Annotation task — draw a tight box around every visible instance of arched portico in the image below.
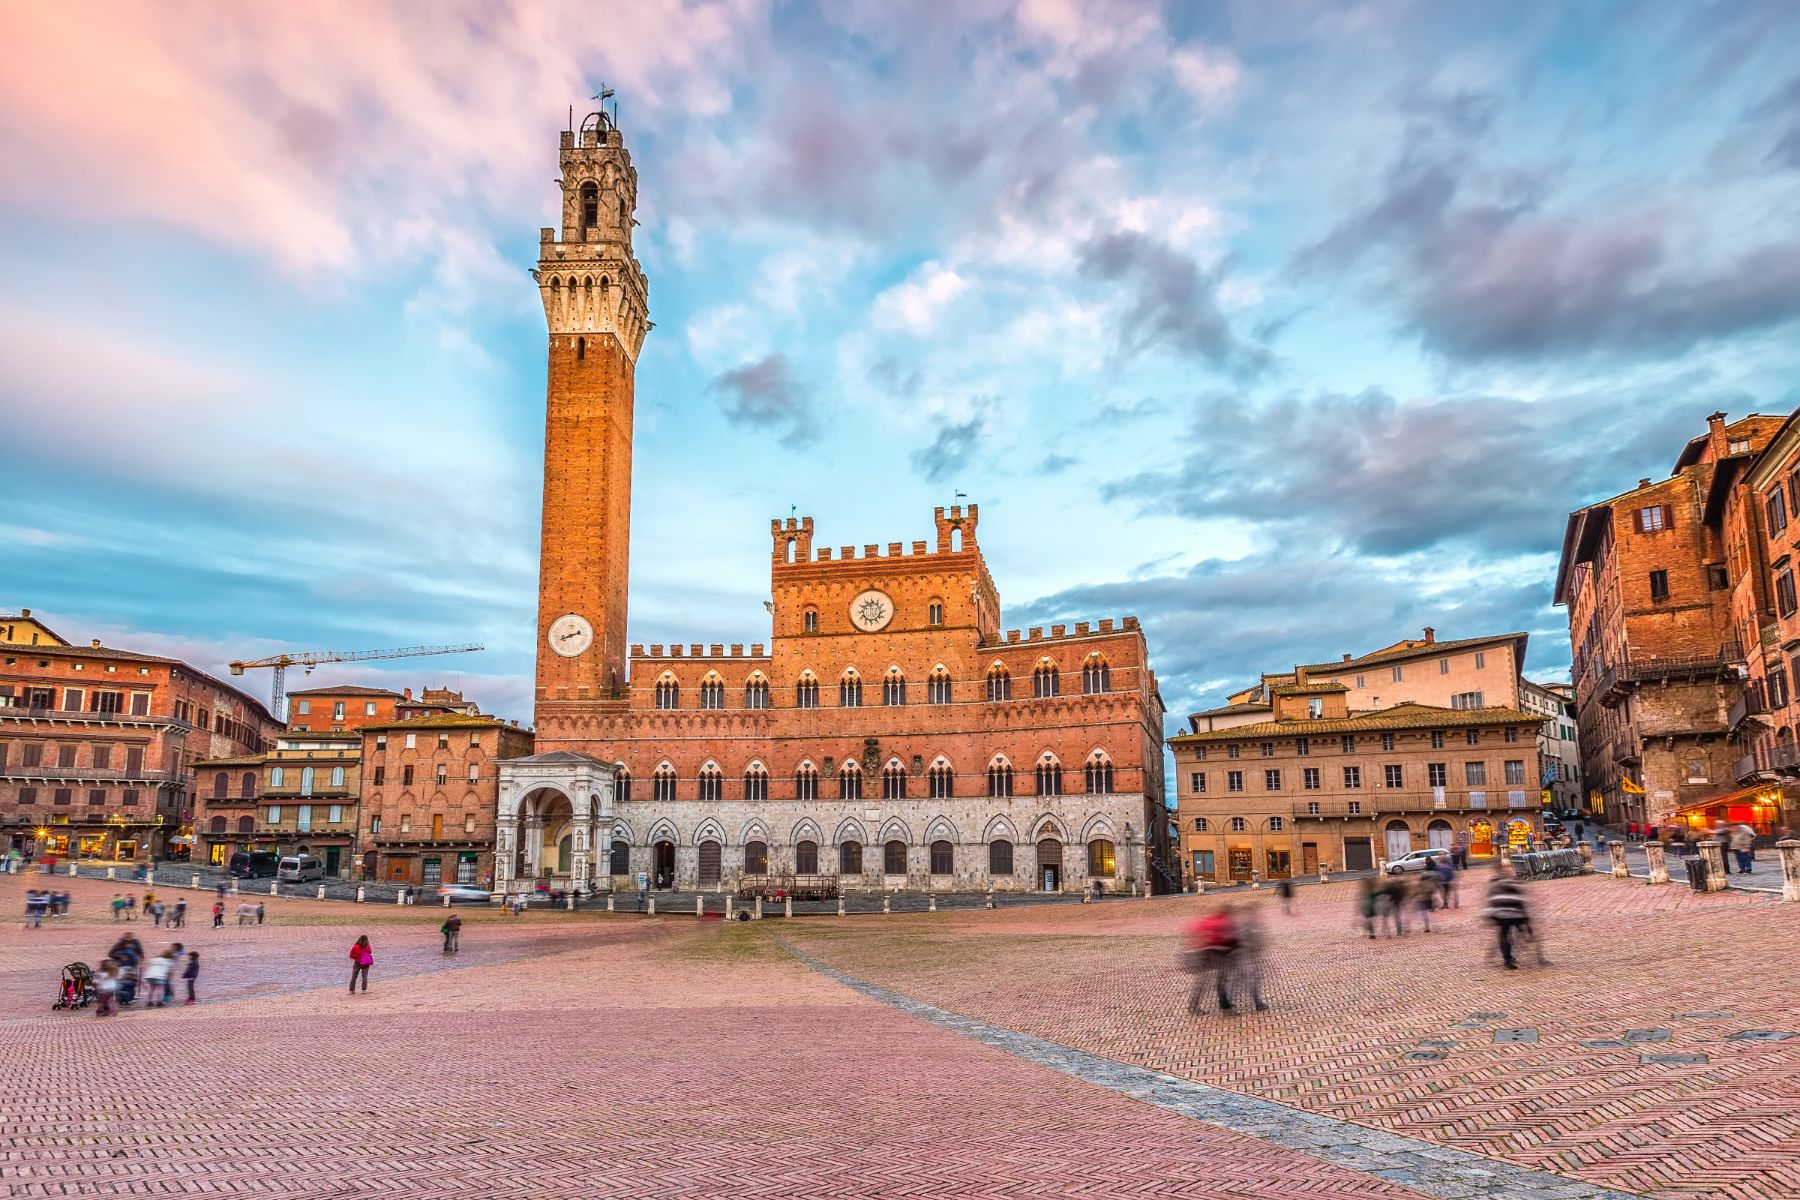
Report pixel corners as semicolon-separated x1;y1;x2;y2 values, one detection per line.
495;751;616;895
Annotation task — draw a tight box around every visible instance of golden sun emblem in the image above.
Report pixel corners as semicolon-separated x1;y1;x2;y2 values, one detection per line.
857;597;888;625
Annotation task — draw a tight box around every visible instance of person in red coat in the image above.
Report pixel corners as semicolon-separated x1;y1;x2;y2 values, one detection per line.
1183;906;1238;1014
348;935;374;994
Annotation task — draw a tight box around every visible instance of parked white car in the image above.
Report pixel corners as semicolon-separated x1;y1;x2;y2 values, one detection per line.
437;885;492;904
1385;848;1451;875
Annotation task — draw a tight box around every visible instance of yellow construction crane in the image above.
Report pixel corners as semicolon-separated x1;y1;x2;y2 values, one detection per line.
228;643;484;719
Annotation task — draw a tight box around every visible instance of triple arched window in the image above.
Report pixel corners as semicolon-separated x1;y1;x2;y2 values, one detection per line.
795;762;819;802
654;675;679;709
698;763;722;802
838;760;863;800
1035;756;1063;796
882;761;907;800
653;764;677;803
1084;752;1115;795
929;760;955;798
699;676;724;709
745;675;770;709
1033;662;1059;698
1082;655;1110;694
796;672;819;709
840;670;863;708
987;759;1014;798
986;664;1012;701
928;667;952;705
615;767;632;804
743;763;768;803
882;668;906;706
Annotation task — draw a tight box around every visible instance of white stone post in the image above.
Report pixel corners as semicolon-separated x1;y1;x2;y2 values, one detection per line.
928;893;937;912
695;895;703;917
1374;859;1385;876
395;890;406;906
1250;870;1261;891
67;861;77;876
753;895;763;920
1645;841;1669;885
784;895;793;918
191;873;200;888
144;870;155;885
647;895;656;916
1319;865;1329;884
882;895;891;914
230;878;239;893
1609;840;1629;878
355;886;365;903
837;895;846;916
1778;839;1800;903
318;884;328;900
1698;840;1728;892
106;867;116;880
269;881;279;896
606;894;614;912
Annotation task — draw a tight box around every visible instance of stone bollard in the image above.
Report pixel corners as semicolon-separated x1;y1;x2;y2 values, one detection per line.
318;884;328;900
355;886;365;903
191;873;200;889
68;862;78;876
784;895;793;918
1195;876;1205;895
1697;840;1729;892
1319;866;1330;885
1375;859;1386;876
838;895;846;916
928;893;937;912
230;878;239;893
1250;870;1261;891
1645;841;1669;885
606;894;614;912
269;881;279;896
1577;843;1594;872
647;895;656;916
753;895;763;920
1778;839;1800;903
144;870;155;886
106;867;116;880
882;895;891;914
696;895;704;917
565;892;575;911
1609;840;1629;878
985;890;995;910
396;890;406;906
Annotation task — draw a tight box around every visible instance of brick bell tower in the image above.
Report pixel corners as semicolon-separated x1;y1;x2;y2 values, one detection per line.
533;107;650;706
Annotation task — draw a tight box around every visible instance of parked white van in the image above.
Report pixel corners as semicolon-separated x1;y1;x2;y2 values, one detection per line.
277;854;325;883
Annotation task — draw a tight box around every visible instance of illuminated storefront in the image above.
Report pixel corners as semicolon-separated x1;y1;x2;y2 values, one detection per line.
1673;786;1787;838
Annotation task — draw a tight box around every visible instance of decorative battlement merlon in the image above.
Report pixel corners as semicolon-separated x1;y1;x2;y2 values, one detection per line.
630;643;771;661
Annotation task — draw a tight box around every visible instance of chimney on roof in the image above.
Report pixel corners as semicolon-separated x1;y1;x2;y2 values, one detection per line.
403;687;413;700
1707;411;1727;431
1706;411;1728;458
90;638;101;649
1423;627;1435;644
21;608;29;617
1639;478;1651;489
1342;653;1352;662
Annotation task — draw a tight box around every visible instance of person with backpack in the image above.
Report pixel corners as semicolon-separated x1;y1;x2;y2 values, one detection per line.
348;935;374;993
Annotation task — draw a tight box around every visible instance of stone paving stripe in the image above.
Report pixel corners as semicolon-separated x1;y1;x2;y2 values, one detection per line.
773;937;1650;1200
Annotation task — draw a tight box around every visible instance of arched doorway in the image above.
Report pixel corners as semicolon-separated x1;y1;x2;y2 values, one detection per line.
1383;820;1412;863
1036;838;1062;891
698;839;722;887
1427;820;1454;851
652;840;675;887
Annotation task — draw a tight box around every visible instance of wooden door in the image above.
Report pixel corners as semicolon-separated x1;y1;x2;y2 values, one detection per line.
1300;842;1319;873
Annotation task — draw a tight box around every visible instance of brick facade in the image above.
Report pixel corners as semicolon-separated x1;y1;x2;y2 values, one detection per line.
501;113;1169;897
0;615;280;861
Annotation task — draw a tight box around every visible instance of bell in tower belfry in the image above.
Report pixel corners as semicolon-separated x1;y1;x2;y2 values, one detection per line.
533;104;652;714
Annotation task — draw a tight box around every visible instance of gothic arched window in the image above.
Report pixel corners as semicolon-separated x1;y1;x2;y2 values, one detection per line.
698;763;722;803
699;675;724;710
838;760;863;800
615;766;632;804
882;668;906;706
796;672;819;709
744;840;768;875
927;666;952;705
743;762;768;803
795;762;819;802
795;840;819;874
1033;661;1060;699
987;759;1014;798
1084;752;1115;795
882;760;907;800
579;181;599;229
839;670;863;708
1082;654;1110;694
928;759;955;799
1035;755;1063;796
653;763;677;803
986;664;1011;702
744;674;770;710
654;675;679;710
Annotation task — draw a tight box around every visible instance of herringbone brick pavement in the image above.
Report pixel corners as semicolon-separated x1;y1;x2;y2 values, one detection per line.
784;876;1799;1200
2;873;1434;1199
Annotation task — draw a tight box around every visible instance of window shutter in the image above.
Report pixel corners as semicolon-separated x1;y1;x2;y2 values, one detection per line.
1630;508;1643;533
1661;504;1673;530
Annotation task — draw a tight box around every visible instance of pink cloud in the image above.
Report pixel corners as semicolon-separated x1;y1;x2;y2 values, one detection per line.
0;1;767;276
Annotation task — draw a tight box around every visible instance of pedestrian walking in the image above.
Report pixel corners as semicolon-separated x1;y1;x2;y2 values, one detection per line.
1380;876;1408;936
111;893;125;922
1230;904;1270;1011
348;935;374;993
1729;823;1756;873
1275;877;1295;915
1356;877;1378;939
1413;872;1437;932
125;894;137;921
211;901;224;928
182;950;200;1004
172;898;187;928
1482;876;1530;969
441;912;462;953
143;950;174;1007
1183;904;1239;1014
25;889;47;928
216;881;228;900
256;902;266;925
93;959;120;1017
237;902;256;925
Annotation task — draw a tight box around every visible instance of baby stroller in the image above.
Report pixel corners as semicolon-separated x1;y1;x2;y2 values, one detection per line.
53;962;93;1010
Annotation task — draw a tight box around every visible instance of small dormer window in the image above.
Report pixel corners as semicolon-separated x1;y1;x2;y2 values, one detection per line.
1308;698;1323;719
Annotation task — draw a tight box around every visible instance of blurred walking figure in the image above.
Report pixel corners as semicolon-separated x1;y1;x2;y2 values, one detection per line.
441;912;462;953
143;950;174;1007
1482;876;1531;969
256;902;266;925
1729;823;1756;874
1357;878;1378;939
1412;872;1438;932
93;959;121;1016
172;898;187;928
111;894;125;922
1380;876;1408;936
1183;904;1239;1014
1434;855;1459;908
181;950;200;1004
1231;904;1270;1011
348;935;374;993
1275;877;1295;915
211;901;224;928
26;889;48;928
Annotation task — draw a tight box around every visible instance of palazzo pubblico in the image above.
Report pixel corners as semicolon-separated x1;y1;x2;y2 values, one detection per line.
494;111;1169;897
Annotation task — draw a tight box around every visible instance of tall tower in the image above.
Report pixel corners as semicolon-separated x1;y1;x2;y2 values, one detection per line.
533;109;650;706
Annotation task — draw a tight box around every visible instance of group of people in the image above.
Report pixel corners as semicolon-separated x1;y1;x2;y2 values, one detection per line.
1355;858;1461;939
22;889;71;926
1181;902;1268;1014
108;891;190;927
91;934;201;1016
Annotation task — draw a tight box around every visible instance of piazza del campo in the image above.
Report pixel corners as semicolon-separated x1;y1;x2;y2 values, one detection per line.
3;6;1798;1200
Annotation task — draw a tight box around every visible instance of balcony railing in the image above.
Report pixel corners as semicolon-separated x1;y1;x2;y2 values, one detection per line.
0;703;187;728
1291;792;1534;818
1770;742;1800;772
1733;752;1762;783
1729;683;1770;732
1613;734;1641;764
253;822;358;839
1596;642;1743;707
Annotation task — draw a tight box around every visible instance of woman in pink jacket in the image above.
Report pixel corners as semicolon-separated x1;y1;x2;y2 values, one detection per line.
348;935;373;994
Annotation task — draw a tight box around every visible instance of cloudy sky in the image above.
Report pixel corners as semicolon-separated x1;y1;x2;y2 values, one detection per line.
4;0;1799;732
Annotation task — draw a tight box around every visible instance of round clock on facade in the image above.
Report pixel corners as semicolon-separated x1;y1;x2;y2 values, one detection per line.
547;613;594;657
848;589;895;632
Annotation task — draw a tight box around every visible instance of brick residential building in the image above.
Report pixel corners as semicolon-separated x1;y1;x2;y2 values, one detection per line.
496;110;1169;897
1171;676;1543;883
1556;411;1788;829
1521;679;1582;813
0;612;280;861
358;712;534;888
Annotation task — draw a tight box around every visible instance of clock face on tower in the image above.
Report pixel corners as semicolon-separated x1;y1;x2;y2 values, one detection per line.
848;589;895;633
547;613;594;657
